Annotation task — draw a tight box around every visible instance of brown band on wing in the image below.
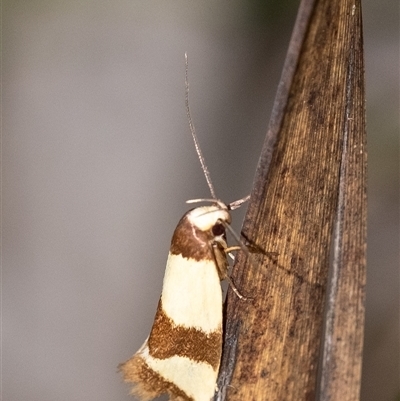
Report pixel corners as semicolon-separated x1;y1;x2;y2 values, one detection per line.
119;353;194;401
148;300;222;371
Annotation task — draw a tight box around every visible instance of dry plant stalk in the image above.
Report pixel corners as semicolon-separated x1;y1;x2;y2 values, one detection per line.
217;0;367;400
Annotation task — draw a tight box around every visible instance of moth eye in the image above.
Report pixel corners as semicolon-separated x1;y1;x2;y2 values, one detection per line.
212;222;225;237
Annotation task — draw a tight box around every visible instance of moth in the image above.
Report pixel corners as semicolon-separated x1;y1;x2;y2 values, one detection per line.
119;54;249;401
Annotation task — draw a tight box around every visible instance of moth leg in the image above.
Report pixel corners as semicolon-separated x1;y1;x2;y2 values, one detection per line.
225;275;249;300
212;242;250;300
224;245;241;261
221;246;253;300
225;245;241;253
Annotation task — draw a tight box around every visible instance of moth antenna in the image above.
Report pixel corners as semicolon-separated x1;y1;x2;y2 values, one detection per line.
185;52;217;199
186;198;228;214
228;195;251;210
186;198;217;204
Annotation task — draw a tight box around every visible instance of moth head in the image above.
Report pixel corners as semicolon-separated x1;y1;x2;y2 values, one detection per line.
187;204;231;239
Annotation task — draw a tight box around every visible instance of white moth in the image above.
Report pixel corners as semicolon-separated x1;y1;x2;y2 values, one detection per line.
119;54;248;401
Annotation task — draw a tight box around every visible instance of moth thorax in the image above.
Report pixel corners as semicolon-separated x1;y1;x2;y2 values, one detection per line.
187;205;231;232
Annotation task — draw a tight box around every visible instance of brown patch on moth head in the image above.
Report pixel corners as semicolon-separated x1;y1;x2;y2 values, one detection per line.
148;300;222;371
170;206;230;261
119;353;194;401
170;217;211;261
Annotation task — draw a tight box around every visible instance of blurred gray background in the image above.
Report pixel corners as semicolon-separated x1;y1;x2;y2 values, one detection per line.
2;1;398;400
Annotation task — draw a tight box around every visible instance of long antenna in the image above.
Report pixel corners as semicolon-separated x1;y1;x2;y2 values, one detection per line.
185;52;217;200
